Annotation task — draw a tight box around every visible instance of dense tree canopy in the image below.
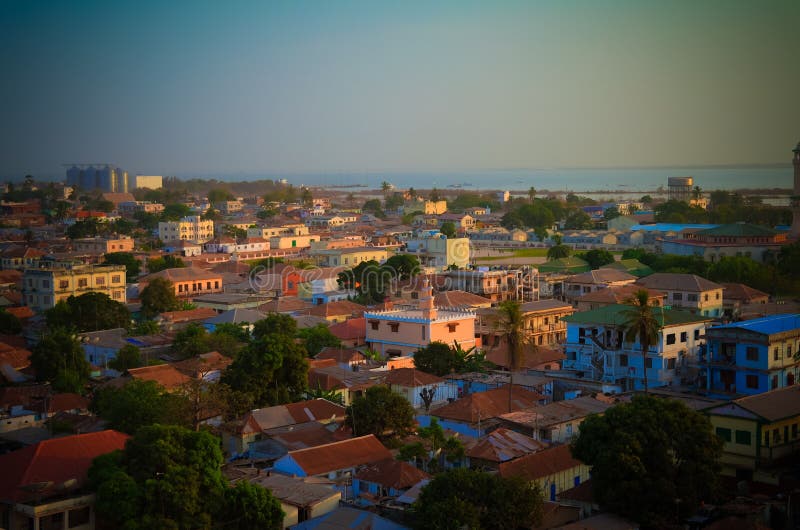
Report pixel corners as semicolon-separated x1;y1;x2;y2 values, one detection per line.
92;379;190;434
140;277;182;318
413;341;489;377
108;344;142;372
346;385;416;442
147;255;186;273
439;221;457;238
89;424;283;529
31;328;91;393
571;395;722;526
297;324;341;356
412;468;543;530
575;249;615;270
383;254;421;280
104;252;141;280
45;293;131;332
0;309;22;335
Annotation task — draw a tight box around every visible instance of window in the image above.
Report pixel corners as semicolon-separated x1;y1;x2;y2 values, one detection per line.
772;375;778;389
645;358;653;369
447;323;457;333
207;281;211;289
680;332;687;343
389;323;399;333
774;348;780;361
715;427;732;442
370;321;379;330
42;280;50;288
716;292;720;300
666;333;676;345
704;294;709;302
746;347;759;361
113;291;121;300
745;375;758;389
694;329;700;340
687;294;698;302
620;354;628;367
421;327;426;340
411;292;419;299
96;277;105;285
78;278;88;287
214;281;219;289
667;358;676;369
112;275;121;283
735;430;752;445
59;280;68;289
672;292;683;301
68;507;91;528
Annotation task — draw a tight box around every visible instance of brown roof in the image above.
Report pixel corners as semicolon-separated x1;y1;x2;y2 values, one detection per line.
721;283;769;303
102;192;136;205
0;384;50;409
0;343;32;371
432;386;545;424
466;427;547;463
157;307;218;323
44;393;90;414
383;367;444;387
328;318;367;341
285;434;392;476
141;267;222;283
258;297;310;314
354;458;430;490
172;351;233;378
243;399;346;434
568;269;637;285
574;284;665;305
284;399;347;424
305;300;365;319
636;272;722;292
210;261;251;275
127;364;191;390
485;346;565;370
434;290;493;309
709;385;800;422
315;347;366;364
265;422;344;451
498;444;585;481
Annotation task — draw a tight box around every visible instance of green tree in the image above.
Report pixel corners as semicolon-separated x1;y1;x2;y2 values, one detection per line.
31;328;91;393
603;206;621;221
527;186;536;203
171;323;211;359
160;203;192;221
140;278;181;318
92;379;190;434
130;319;161;336
564;210;594;229
440;221;457;238
337;260;390;304
412;468;543;530
103;252;141;281
381;181;392;193
45;293;131;332
383;254;421;280
297;324;341;356
133;211;161;231
90;425;283;529
362;199;386;218
300;187;313;206
413;341;458;377
207;188;234;203
571;396;722;526
640;195;653;204
346;385;415;442
147;255;185;273
66;219;102;239
546;243;571;260
621;290;660;394
576;249;615;270
429;188;441;201
0;309;22;334
108;344;142;372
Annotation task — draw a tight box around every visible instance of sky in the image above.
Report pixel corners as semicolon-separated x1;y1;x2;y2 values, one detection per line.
1;0;798;179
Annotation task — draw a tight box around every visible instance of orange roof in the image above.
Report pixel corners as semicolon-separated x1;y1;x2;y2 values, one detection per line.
0;430;129;502
45;393;90;413
285;435;392;476
432;386;544;424
157;307;218;323
575;284;665;305
434;290;493;309
485;347;565;370
315;347;366;364
172;351;233;378
498;444;585;481
284;399;347;424
328;318;366;341
0;343;32;371
127;364;191;390
306;300;365;319
383;367;444;387
721;283;769;303
466;427;547;463
4;306;34;320
354;458;430;490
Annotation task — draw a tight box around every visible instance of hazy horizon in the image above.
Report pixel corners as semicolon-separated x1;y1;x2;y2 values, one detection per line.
2;0;798;178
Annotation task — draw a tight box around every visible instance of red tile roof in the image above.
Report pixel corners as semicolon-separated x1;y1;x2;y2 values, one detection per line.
158;307;218;323
498;444;585;481
0;430;129;502
305;300;365;319
0;343;32;371
315;347;366;364
172;351;233;378
485;347;565;370
285;435;392;476
127;364;191;390
45;393;90;414
4;306;35;320
328;318;367;341
434;290;492;309
383;368;444;387
284;399;347;424
355;458;430;490
466;427;547;463
432;386;544;424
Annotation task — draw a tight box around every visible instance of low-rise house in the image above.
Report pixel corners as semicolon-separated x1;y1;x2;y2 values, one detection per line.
0;430;129;530
422;385;545;437
700;314;800;395
126;364;191;391
485;347;565;372
661;223;788;264
314;347;368;371
0;246;45;270
0;342;32;384
306;365;385;406
466;427;547;470
353;459;430;505
327;318;367;347
498;396;614;444
139;267;223;298
72;237;134;255
162;240;202;257
202;308;266;332
562;304;712;392
246;473;341;529
311;247;390;267
383;368;457;410
563;269;637;304
172;351;232;382
499;444;591;502
705;385;800;480
720;283;770;320
635;272;724;317
272;435;392;485
404;235;470;270
290;506;410;530
156;307;218;331
302;300;365;324
432;290;493;309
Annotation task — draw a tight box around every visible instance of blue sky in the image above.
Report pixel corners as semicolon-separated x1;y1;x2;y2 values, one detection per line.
1;0;798;178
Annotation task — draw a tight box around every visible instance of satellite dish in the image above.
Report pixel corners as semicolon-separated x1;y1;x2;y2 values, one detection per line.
19;481;53;493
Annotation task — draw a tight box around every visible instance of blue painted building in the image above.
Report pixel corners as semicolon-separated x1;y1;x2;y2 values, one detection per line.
701;314;800;396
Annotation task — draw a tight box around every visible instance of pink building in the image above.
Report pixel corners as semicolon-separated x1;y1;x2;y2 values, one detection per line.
364;280;477;359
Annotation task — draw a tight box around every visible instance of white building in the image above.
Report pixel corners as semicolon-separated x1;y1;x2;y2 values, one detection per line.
134;175;163;189
158;215;215;243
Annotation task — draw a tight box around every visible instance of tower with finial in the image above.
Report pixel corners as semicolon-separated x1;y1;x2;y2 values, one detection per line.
418;278;437;321
791;142;800;238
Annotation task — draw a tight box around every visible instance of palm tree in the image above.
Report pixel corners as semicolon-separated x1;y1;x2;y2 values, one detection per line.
381;181;392;194
621;289;660;394
692;186;702;200
528;186;537;203
496;300;528;412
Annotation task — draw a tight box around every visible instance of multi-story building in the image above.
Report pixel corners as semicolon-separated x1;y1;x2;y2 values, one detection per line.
563;269;637;304
424;200;448;215
311;247;390;267
635;272;724;317
247;224;309;239
23;262;128;311
705;386;800;479
0;246;44;270
442;269;525;302
306;215;358;229
213;200;243;215
700;314;800;396
562;304;712;392
73;237;135;255
364;280;476;358
476;299;575;348
660;223;789;264
404;235;470;270
139;268;224;298
158;215;215;243
118;201;165;216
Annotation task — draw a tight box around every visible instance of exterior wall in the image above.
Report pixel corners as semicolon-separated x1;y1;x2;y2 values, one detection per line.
74;238;135;254
5;493;96;530
280;502;299;529
424;201;448;215
317;248;390;267
273;455;308;477
365;313;476;358
159;216;215;243
654;286;724;317
535;464;592;502
390;381;457;409
0;412;41;433
171;277;223;297
134;175;163;189
661;240;784;264
270;235;319;250
23;264;128;311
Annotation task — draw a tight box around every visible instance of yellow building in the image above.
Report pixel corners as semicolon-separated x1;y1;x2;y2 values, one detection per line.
705;386;800;482
499;444;591;502
158;215;215;243
23;263;127;311
311;247;390;267
424;200;448;215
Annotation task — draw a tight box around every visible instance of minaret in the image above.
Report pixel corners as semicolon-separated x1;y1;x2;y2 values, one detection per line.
419;278;437;320
791;142;800;239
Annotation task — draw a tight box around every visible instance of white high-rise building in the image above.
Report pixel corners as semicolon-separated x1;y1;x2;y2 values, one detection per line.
159;216;215;243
